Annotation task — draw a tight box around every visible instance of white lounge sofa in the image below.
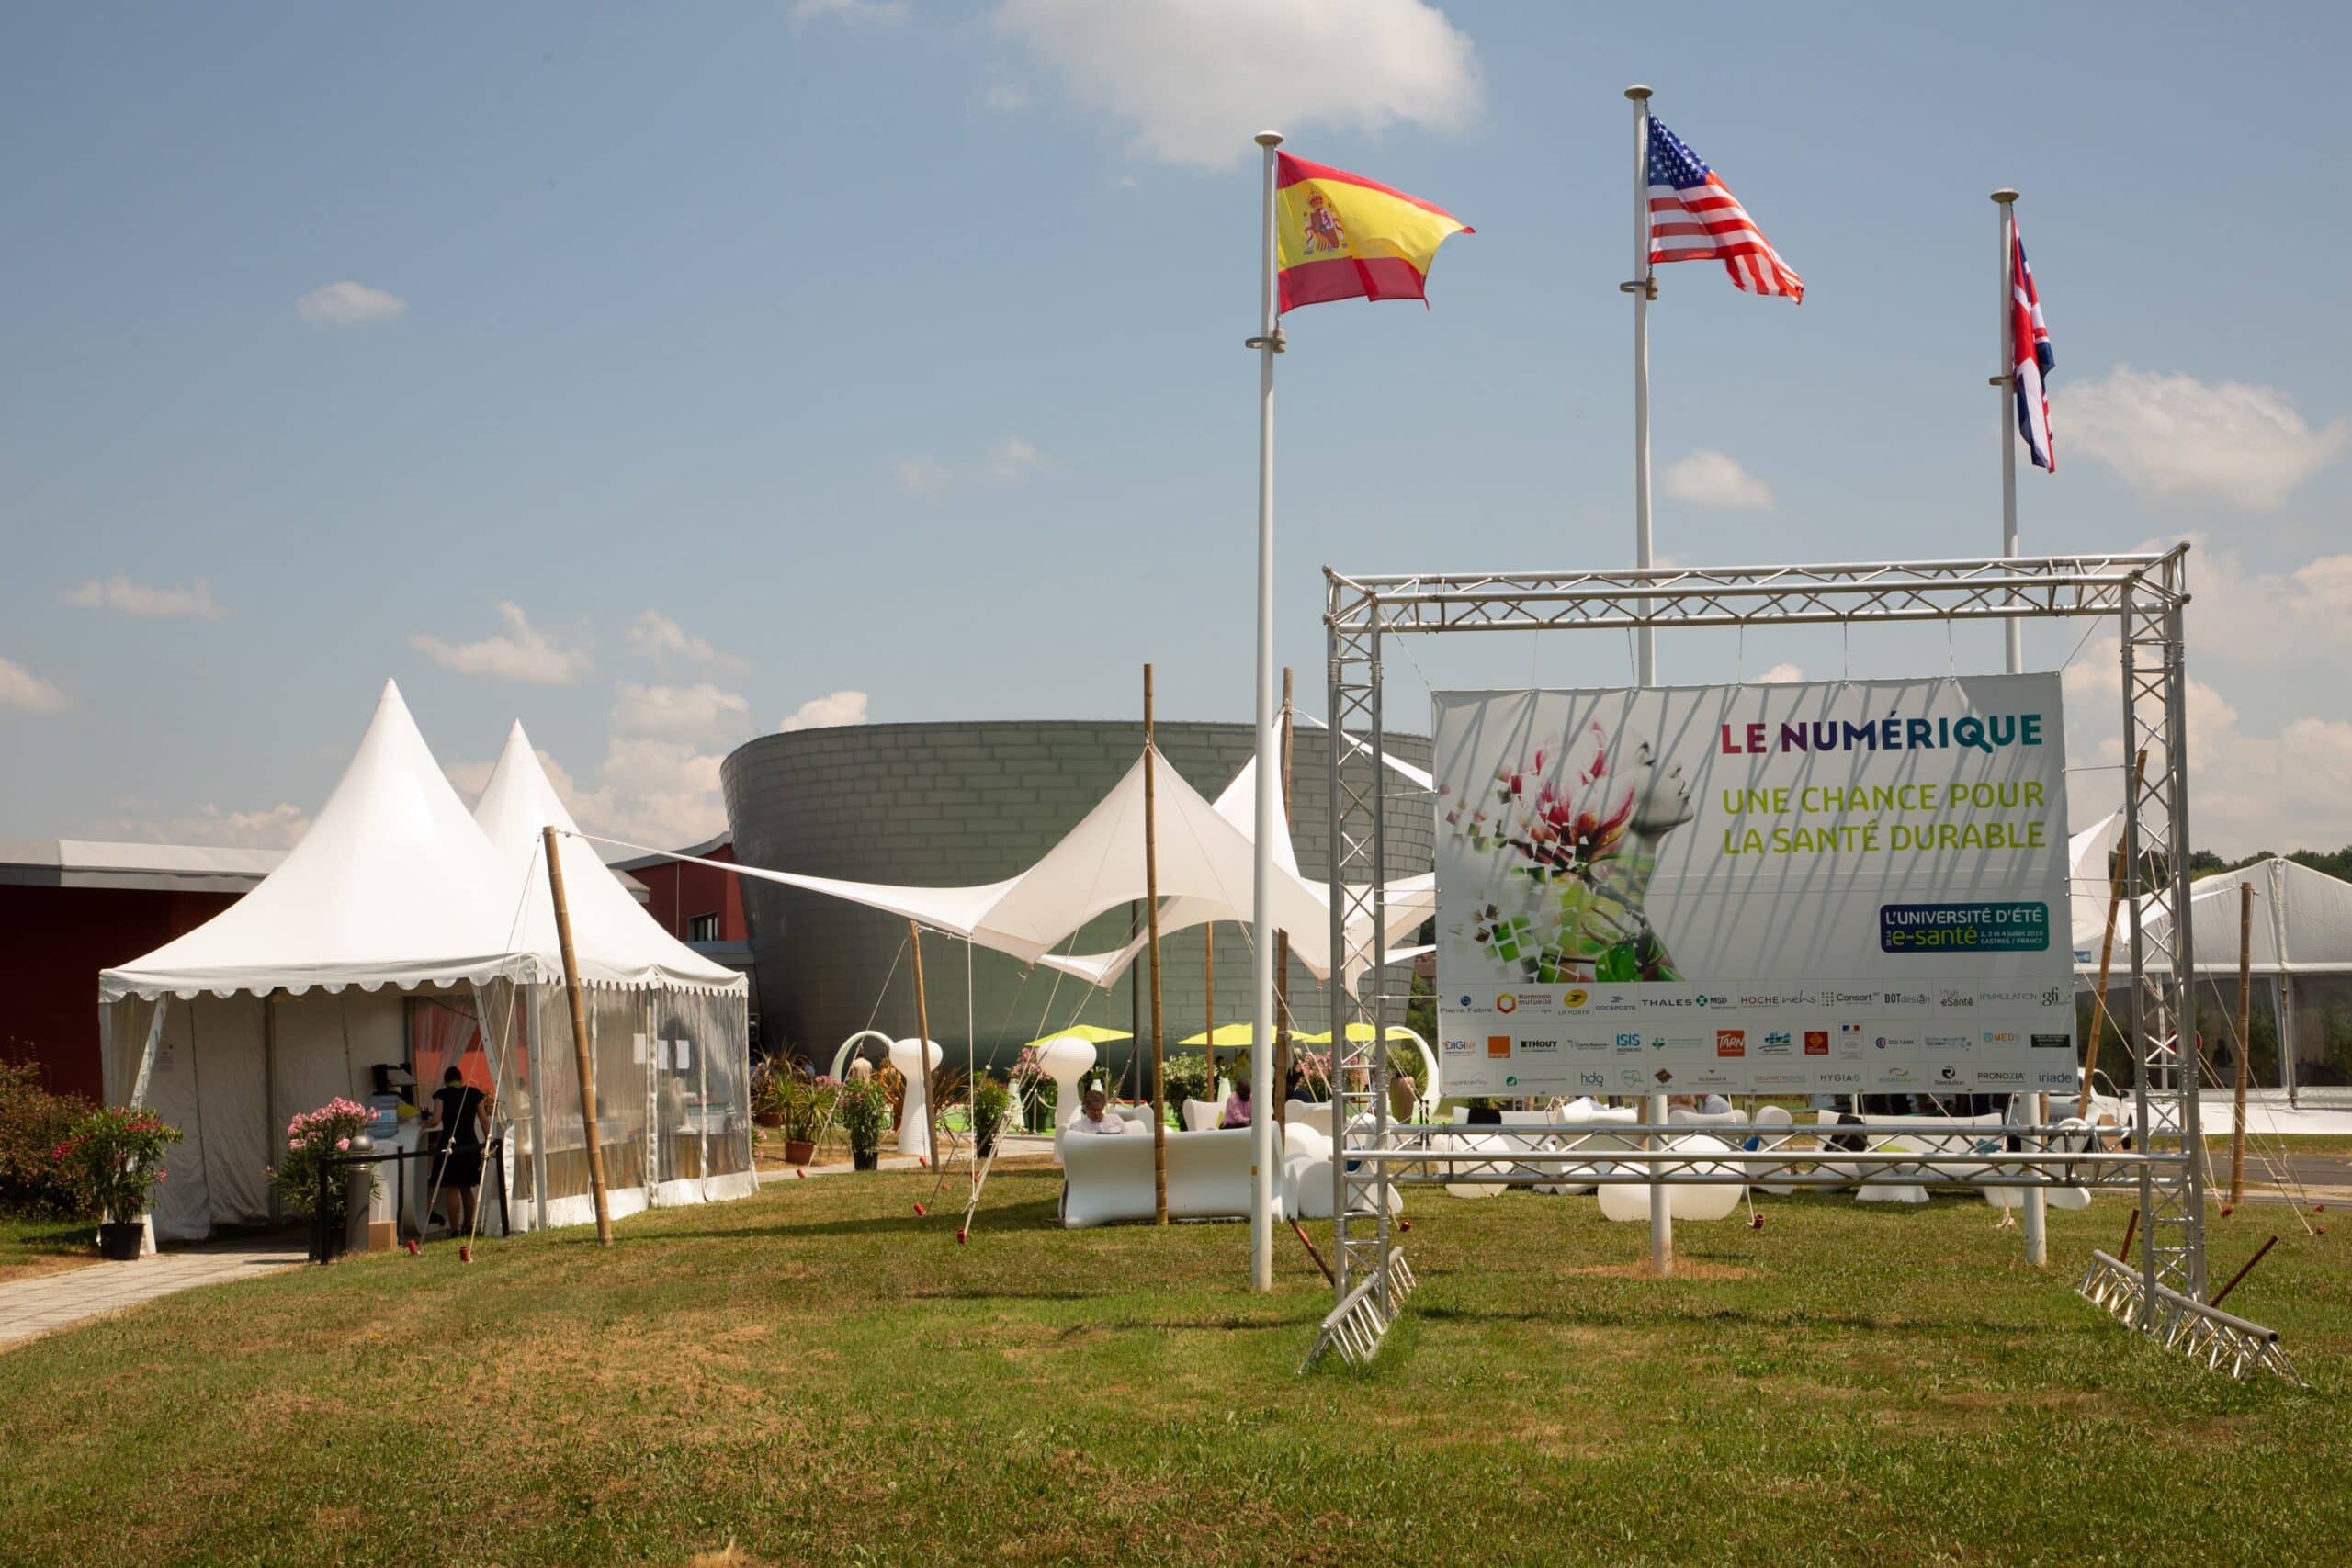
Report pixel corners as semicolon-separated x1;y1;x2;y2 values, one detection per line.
1060;1126;1262;1228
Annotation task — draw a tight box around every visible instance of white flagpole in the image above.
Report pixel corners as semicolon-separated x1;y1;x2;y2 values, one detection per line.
1626;83;1670;1278
1993;185;2047;1269
1628;85;1657;688
1994;188;2022;677
1247;129;1284;1293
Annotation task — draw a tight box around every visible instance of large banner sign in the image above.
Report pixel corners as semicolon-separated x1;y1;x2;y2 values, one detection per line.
1432;677;2075;1100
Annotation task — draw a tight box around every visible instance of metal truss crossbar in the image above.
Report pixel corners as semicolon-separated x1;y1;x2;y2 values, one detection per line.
2077;1250;2301;1382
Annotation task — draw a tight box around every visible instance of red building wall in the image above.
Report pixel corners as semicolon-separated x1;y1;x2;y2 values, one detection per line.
0;885;242;1102
634;844;746;943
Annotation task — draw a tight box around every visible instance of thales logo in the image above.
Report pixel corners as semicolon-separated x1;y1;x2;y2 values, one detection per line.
1495;994;1518;1014
1561;988;1590;1009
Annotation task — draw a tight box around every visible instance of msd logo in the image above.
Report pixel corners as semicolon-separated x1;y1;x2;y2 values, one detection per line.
1715;1030;1746;1058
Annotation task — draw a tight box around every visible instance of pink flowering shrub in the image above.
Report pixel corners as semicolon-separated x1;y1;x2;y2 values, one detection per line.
268;1098;376;1225
53;1105;182;1224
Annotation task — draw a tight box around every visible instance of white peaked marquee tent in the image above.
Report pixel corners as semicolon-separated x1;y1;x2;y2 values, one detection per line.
471;721;754;1224
98;683;752;1242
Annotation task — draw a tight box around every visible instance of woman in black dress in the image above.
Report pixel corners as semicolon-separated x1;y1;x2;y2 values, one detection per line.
427;1066;491;1235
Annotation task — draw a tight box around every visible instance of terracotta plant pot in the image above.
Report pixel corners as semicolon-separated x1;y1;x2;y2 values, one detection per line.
754;1110;786;1129
784;1138;816;1167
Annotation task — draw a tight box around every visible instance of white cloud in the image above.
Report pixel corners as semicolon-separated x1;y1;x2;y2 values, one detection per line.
0;656;70;715
2063;636;2352;857
790;0;905;24
895;435;1048;497
979;72;1030;113
2067;367;2346;510
993;0;1481;170
610;681;753;745
623;609;746;672
2171;535;2352;662
1664;449;1773;510
1756;663;1804;684
61;575;231;619
91;801;311;850
895;454;956;498
406;602;593;685
781;690;870;731
296;281;407;326
582;736;731;847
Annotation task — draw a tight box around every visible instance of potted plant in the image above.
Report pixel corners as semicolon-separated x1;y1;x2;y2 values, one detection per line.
836;1076;890;1171
268;1098;377;1258
55;1106;181;1259
783;1070;839;1167
1009;1046;1056;1132
750;1059;788;1129
970;1076;1012;1159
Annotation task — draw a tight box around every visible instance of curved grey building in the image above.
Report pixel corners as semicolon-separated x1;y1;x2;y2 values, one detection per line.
719;720;1432;1080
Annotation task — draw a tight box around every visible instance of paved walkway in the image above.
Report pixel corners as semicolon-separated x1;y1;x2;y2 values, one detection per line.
0;1235;308;1351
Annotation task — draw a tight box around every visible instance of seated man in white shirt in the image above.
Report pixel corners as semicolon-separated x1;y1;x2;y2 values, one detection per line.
1067;1087;1127;1135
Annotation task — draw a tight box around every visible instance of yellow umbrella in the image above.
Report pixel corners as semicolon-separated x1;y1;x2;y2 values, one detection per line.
1019;1024;1133;1051
1177;1022;1271;1047
1294;1024;1423;1045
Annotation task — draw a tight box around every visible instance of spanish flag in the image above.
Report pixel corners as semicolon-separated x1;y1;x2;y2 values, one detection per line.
1275;153;1471;313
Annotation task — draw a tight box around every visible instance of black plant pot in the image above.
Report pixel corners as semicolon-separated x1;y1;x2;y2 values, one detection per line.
97;1222;142;1261
852;1147;879;1172
976;1133;997;1161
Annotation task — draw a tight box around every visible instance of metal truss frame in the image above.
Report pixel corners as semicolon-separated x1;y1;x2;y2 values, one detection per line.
1316;546;2240;1367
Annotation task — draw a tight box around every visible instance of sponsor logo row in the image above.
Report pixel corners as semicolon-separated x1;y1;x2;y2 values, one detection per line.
1444;1027;2073;1059
1444;1062;2076;1094
1457;984;2070;1017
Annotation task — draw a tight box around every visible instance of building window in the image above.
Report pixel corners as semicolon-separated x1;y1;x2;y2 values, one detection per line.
688;912;719;942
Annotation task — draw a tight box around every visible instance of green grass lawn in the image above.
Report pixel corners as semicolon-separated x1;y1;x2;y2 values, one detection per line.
0;1213;93;1284
0;1164;2345;1567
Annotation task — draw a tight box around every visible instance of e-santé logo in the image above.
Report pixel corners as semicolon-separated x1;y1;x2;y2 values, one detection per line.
1715;1030;1746;1058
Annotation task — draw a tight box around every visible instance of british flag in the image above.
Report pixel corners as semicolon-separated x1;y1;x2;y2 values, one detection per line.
1645;116;1804;301
2011;224;2055;470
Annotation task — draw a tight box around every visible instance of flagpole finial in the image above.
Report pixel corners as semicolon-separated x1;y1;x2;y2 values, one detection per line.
1255;130;1284;148
1624;84;1653;102
1991;187;2019;205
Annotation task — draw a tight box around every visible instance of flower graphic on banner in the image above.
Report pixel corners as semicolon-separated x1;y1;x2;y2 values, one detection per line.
1441;722;1696;985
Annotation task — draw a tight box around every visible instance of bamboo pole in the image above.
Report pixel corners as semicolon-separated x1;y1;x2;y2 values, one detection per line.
907;919;938;1173
2080;750;2148;1119
1275;666;1294;1129
1204;920;1216;1111
1145;664;1168;1224
2230;880;2253;1207
543;826;612;1246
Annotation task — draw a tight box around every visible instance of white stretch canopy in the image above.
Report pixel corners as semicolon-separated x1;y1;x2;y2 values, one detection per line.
2120;856;2352;976
101;681;528;1002
644;750;1346;976
473;722;742;995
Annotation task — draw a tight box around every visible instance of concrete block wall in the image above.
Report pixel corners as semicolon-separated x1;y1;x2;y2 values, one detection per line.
719;720;1433;1086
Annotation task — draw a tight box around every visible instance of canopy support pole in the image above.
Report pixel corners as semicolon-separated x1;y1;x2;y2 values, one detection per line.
1145;664;1168;1224
544;826;613;1247
1275;666;1294;1131
908;919;938;1172
2081;750;2147;1118
2231;881;2253;1206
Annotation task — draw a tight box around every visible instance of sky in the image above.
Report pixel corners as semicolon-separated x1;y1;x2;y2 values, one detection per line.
2;0;2347;860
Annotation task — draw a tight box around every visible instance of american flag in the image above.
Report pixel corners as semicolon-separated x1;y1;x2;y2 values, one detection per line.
1645;116;1804;301
2011;224;2055;470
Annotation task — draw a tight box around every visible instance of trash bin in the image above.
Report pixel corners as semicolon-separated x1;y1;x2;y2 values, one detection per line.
342;1135;377;1258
